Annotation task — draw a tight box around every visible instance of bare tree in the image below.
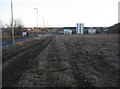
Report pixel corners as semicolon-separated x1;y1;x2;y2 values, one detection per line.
13;18;24;35
2;18;24;36
14;18;24;28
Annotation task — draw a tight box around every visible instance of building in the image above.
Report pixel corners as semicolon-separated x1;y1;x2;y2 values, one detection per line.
76;23;84;34
26;29;42;37
64;29;72;34
22;32;27;37
88;28;96;34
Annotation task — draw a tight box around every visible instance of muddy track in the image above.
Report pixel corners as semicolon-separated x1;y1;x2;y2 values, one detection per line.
45;38;63;87
2;37;51;87
2;34;118;87
62;35;118;87
2;40;43;63
14;36;76;87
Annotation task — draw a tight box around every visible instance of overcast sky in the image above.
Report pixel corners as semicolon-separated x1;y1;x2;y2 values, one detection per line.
0;0;119;27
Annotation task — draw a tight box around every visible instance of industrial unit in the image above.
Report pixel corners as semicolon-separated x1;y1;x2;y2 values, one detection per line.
88;28;96;34
64;29;72;34
76;23;84;34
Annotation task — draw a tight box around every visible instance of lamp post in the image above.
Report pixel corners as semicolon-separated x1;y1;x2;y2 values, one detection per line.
11;0;14;44
34;8;38;30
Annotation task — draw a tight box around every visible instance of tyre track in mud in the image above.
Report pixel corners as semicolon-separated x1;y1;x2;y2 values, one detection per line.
2;40;41;63
15;36;76;87
60;37;94;87
62;35;118;87
46;35;95;87
46;37;76;87
45;38;63;87
64;43;96;87
12;35;94;87
3;35;118;87
2;37;51;87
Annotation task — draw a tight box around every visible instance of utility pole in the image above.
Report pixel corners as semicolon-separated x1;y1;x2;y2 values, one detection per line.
34;8;39;35
11;0;14;44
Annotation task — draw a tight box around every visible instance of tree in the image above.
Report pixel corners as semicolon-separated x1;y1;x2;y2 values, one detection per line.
13;18;24;35
14;18;24;28
2;18;24;36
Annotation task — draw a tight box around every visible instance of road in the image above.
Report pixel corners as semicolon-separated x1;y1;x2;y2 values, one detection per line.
2;34;53;48
2;37;36;48
2;34;118;87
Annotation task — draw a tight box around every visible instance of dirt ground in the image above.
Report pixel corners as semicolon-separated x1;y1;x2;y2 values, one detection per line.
2;34;119;87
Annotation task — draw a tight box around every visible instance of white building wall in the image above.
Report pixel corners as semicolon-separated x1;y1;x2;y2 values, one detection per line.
76;23;84;34
22;32;27;36
64;29;72;34
88;29;96;34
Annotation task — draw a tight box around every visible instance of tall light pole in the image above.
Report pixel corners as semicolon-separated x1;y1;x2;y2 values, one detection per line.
11;0;14;44
34;8;38;30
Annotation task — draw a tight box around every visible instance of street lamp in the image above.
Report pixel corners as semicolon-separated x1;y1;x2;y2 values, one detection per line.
34;8;38;29
11;0;14;44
